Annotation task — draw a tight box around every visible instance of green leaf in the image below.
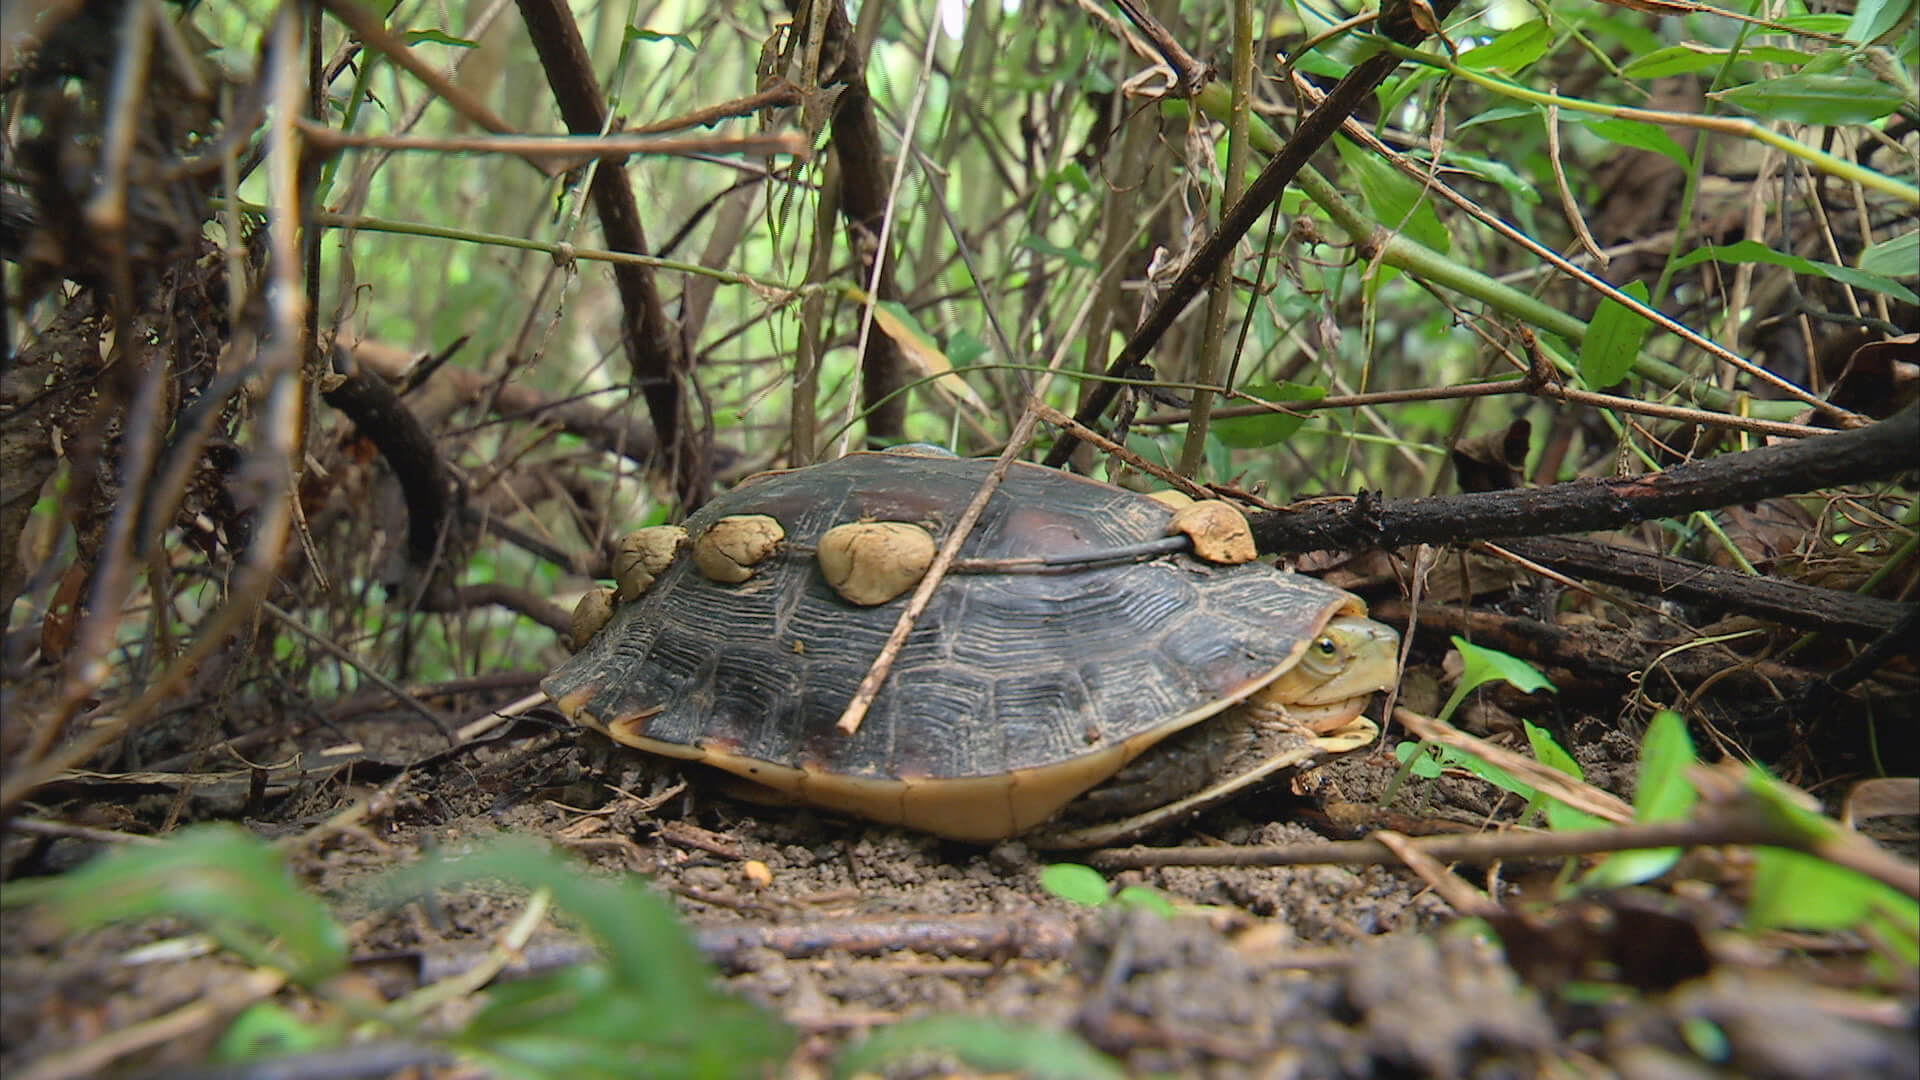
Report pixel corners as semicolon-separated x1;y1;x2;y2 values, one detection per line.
386;841;793;1076
1334;137;1450;255
1544;800;1610;832
1711;74;1905;126
1395;740;1447;779
947;328;990;368
1621;43;1814;78
1673;240;1920;305
1114;885;1177;917
1438;151;1540;206
401;28;478;47
1845;0;1916;47
1620;45;1723;79
624;26;694;50
1748;848;1919;937
1582;710;1699;887
1777;14;1853;35
1680;1018;1732;1063
2;824;347;983
1581;280;1653;388
1376;67;1442;118
1524;720;1582;780
1580;117;1691;169
1397;739;1536;797
1020;235;1096;270
1040;863;1112;906
1459;21;1550;72
1523;721;1608;831
1634;710;1698;824
1455;104;1539;131
837;1016;1126;1080
383;841;704;1003
216;1003;344;1063
1859;230;1920;281
1210;381;1325;448
1046;161;1092;194
1437;637;1556;724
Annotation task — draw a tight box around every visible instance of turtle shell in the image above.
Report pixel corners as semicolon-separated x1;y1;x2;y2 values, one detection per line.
544;451;1367;841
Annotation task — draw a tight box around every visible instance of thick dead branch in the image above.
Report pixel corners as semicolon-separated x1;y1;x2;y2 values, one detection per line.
320;364;464;583
1251;403;1919;555
798;0;910;444
1493;536;1915;641
515;0;696;503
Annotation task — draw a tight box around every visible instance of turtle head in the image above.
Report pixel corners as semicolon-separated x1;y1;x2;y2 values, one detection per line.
1250;615;1400;733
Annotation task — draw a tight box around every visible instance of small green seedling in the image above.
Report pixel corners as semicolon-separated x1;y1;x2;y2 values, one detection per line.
1581;709;1697;888
836;1015;1125;1080
1386;637;1558;808
1039;863;1177;917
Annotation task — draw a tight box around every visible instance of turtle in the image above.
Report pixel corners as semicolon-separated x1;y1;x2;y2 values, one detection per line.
545;449;1399;847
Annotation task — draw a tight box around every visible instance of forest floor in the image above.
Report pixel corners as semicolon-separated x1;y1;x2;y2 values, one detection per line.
5;610;1917;1080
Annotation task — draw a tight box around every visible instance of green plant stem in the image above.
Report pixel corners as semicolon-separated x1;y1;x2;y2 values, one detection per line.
1180;0;1258;476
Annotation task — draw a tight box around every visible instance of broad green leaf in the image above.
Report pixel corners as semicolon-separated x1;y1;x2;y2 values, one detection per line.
1459;21;1550;72
1736;766;1920;968
1334;137;1450;255
1437;636;1556;724
838;1016;1126;1080
1845;0;1916;47
1525;720;1583;780
1859;230;1920;281
1114;885;1177;917
1377;67;1442;118
1210;381;1325;448
1395;741;1448;779
1681;1018;1732;1064
1525;721;1609;832
1455;103;1539;131
1045;161;1092;194
402;28;478;47
1674;240;1920;305
1582;711;1700;886
1635;710;1698;823
1040;863;1111;906
1438;150;1540;205
1711;74;1905;126
382;840;706;1003
947;328;990;368
1581;118;1690;169
1729;46;1818;66
1620;45;1724;79
1622;43;1813;78
1581;280;1653;388
624;27;694;50
1776;14;1852;35
1544;801;1610;832
2;824;347;983
1019;235;1096;270
216;1003;344;1063
1748;849;1920;942
1397;739;1535;798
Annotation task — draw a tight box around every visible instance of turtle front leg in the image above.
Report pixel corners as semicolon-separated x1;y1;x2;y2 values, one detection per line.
1028;712;1378;850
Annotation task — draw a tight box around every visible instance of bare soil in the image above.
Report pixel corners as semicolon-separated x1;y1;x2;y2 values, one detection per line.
4;662;1916;1079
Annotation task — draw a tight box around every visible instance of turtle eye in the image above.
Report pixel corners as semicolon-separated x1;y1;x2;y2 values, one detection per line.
1316;635;1338;658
